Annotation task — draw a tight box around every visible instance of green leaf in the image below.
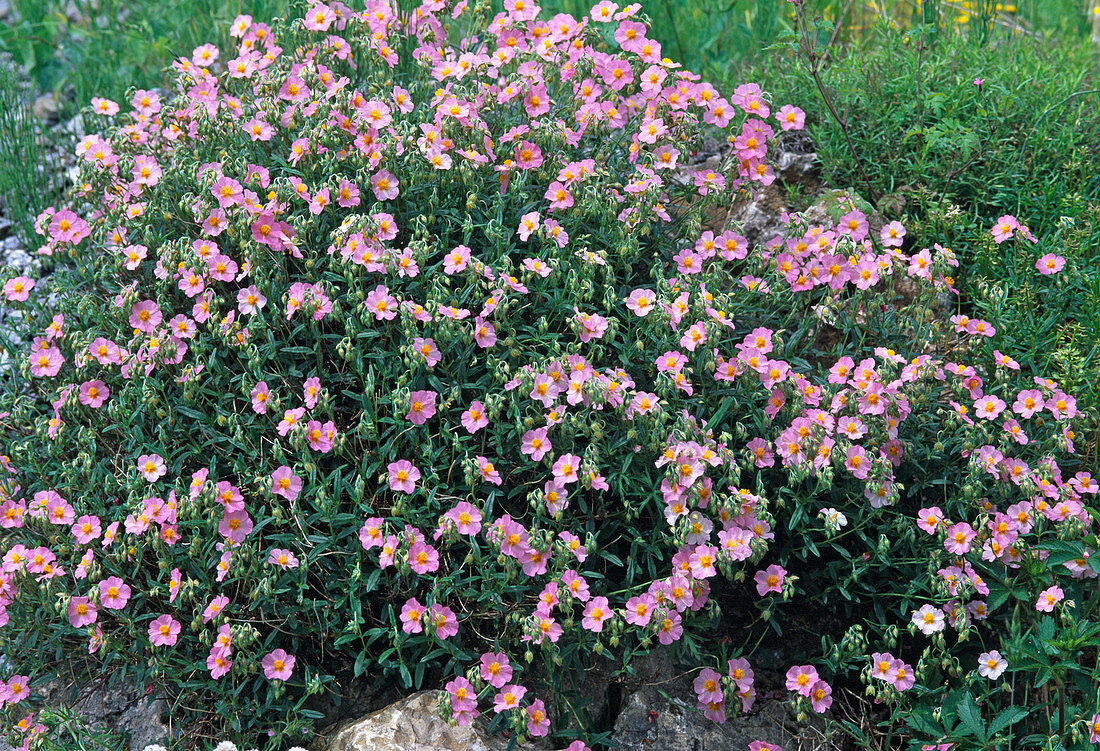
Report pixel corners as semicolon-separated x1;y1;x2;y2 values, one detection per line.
987;705;1029;736
956;693;986;742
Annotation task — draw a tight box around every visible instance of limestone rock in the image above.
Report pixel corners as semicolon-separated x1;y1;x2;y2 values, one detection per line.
31;92;59;123
313;690;513;751
612;689;835;751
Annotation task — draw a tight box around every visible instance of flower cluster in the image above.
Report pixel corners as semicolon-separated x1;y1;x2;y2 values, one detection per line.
0;0;1093;748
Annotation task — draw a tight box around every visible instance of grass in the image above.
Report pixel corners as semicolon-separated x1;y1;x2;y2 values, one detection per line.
0;0;303;118
0;60;62;252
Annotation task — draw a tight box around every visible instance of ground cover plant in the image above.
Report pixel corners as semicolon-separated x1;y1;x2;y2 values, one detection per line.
745;6;1100;454
0;1;1097;750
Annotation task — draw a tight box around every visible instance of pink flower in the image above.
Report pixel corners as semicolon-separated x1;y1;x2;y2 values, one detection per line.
785;665;819;697
447;674;478;714
365;284;399;320
582;596;611;632
129;300;162;333
552;453;581;485
357;518;386;552
99;576;131;610
445;502;482;536
844;445;870;479
974;395;1006;420
476;455;502;485
526;699;551;736
278;407;305;436
1088;714;1100;744
408;541;440;574
521;428;553;462
624;593;656;627
625;288;655;316
916;507;946;535
2;675;29;705
517;211;541;241
237;285;267;315
1013;389;1044;418
658;611;683;645
30;347;64;377
305;420;337;452
493;684;527;713
412;338;441;369
387;460;420;494
880;221;906;247
443;245;471;274
3;276;34;302
473;317;496;348
406;390;437;424
268;548;300;569
203;595;229;623
912;604;945;635
271;466;302;501
886;659;915;691
250;381;270;414
262;649;296;680
429;603;459;639
1036;253;1065;275
727;658;754;691
810;680;833;712
977;650;1007;679
1046;391;1076;420
71;515;102;545
944;522;976;554
991;215;1019;243
219;509;254;543
68;596;98;627
461;401;489;433
78;380;110;409
754;564;785;595
91;97;119;115
400;598;425;633
207;648;233;679
371;169;399;200
693;668;724;705
777;104;805;130
137;454;166;482
480;652;514;688
1036;585;1063;612
149;615;181;647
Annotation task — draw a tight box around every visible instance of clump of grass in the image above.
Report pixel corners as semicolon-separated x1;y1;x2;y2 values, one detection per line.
0;59;58;252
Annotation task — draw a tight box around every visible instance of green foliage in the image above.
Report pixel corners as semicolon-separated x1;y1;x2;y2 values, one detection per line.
0;0;304;118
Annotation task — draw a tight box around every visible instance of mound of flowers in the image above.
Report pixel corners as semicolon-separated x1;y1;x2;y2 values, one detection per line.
0;1;1095;749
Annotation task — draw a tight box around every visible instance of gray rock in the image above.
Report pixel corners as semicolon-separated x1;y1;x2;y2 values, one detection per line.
31;93;60;124
312;690;515;751
0;673;170;750
613;689;835;751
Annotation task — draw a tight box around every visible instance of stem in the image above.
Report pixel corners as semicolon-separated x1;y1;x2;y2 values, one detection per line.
1057;677;1065;739
794;4;879;205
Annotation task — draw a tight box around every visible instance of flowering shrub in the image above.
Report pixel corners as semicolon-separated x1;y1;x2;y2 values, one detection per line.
0;1;1096;750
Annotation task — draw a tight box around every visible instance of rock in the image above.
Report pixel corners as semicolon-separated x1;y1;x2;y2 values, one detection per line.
613;690;833;751
312;690;514;751
50;676;170;750
32;93;60;124
0;673;170;750
776;149;819;180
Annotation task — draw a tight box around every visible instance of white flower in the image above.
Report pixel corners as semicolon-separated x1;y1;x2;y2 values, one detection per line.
142;746;168;751
978;650;1007;679
911;604;945;635
213;742;239;751
819;507;848;532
